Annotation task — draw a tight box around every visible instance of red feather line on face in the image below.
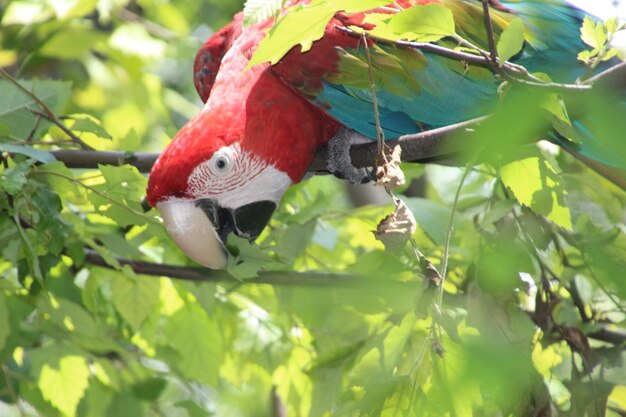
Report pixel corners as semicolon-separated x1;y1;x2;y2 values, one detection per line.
186;143;267;197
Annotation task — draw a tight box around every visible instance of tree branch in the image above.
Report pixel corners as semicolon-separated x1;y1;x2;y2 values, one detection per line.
35;57;626;191
584;60;626;91
49;149;158;172
50;117;484;173
83;249;410;288
82;249;626;345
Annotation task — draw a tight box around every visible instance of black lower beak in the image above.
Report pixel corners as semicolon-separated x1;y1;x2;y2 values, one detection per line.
195;199;277;243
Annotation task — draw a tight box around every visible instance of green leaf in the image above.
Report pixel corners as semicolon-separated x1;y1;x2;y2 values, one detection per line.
482;199;515;226
111;272;161;329
248;0;388;67
580;16;606;50
131;377;166;401
98;164;146;200
0;293;9;353
248;2;334;67
40;28;108;59
404;198;461;245
499;152;572;230
577;50;593;65
164;303;223;385
0;144;56;163
309;367;343;417
67;114;112;139
226;235;272;279
0;159;31;195
497;18;525;64
37;298;99;338
77;381;115;417
89;164;150;227
0;79;72;140
243;0;285;27
0;123;11;137
385;3;455;42
30;343;90;417
1;1;52;26
109;23;167;59
47;0;98;19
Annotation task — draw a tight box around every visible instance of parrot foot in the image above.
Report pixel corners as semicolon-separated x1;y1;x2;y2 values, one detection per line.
327;128;375;184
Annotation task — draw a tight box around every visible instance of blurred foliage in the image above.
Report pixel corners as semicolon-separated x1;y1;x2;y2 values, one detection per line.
1;1;626;417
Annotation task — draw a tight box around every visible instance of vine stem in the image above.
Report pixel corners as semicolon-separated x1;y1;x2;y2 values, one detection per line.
361;33;385;155
439;152;481;295
13;208;44;284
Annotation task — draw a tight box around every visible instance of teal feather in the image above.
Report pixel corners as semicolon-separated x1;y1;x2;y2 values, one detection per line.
287;0;625;170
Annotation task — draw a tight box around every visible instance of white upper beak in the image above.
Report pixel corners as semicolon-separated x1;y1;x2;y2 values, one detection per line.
157;200;227;269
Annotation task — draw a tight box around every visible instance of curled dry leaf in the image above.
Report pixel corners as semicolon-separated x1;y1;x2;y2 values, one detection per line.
372;197;417;250
420;257;442;287
376;145;405;189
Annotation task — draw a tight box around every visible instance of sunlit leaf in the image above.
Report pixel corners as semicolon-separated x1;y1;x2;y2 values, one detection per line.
40;28;108;59
243;0;285;27
1;1;52;25
580;16;606;49
164;303;223;385
47;0;98;19
111;272;161;329
248;0;388;67
30;343;90;417
385;3;455;42
497;18;525;64
499;151;572;230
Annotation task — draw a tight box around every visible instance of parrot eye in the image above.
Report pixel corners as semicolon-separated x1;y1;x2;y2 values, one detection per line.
216;158;227;170
211;150;233;175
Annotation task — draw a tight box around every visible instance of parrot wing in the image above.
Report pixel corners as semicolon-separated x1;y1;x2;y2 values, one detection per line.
272;0;590;139
193;14;244;103
271;0;626;170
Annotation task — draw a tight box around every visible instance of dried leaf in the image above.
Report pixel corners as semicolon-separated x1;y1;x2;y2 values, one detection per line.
372;197;416;250
376;145;405;189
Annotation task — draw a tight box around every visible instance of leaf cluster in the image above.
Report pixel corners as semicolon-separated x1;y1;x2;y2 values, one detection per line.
1;1;626;417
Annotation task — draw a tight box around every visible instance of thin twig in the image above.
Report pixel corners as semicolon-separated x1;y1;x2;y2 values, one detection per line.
481;0;500;71
361;33;385;155
439;153;481;286
28;108;93;150
432;152;481;349
31;170;160;225
335;26;593;93
0;68;94;150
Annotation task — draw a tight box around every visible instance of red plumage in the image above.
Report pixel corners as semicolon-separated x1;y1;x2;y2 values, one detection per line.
148;0;444;207
147;13;342;206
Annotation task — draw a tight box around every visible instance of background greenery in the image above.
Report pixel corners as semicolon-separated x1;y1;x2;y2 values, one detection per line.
1;0;626;416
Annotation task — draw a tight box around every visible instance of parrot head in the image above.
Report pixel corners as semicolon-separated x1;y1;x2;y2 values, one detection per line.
147;19;340;269
147;106;295;269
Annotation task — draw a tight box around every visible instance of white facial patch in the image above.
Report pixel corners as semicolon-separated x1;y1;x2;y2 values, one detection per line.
187;143;292;209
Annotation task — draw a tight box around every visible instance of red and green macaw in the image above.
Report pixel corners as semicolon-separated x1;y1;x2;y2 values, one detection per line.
147;0;622;268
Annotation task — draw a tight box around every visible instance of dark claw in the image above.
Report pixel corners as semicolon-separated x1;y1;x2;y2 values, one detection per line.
327;128;375;184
